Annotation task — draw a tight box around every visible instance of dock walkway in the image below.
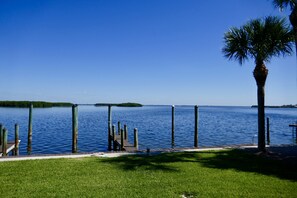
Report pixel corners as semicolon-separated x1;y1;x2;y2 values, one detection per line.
112;134;138;152
0;142;18;156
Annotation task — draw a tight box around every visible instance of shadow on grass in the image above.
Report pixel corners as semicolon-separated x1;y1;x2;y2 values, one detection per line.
100;149;297;181
198;149;297;181
100;152;199;172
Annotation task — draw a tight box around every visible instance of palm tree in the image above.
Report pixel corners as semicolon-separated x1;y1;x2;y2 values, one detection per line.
273;0;297;52
222;16;294;151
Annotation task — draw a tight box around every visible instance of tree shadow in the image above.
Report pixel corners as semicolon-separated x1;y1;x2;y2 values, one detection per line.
100;149;297;181
197;149;297;181
100;152;199;172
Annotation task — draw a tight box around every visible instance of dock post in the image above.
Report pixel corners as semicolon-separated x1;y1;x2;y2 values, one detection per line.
108;105;112;151
27;103;33;155
294;121;297;144
112;125;116;151
14;124;19;156
120;129;124;150
171;105;175;147
72;104;78;153
266;117;270;145
134;128;138;150
2;128;7;156
118;121;121;135
194;105;199;147
124;124;128;140
0;124;3;146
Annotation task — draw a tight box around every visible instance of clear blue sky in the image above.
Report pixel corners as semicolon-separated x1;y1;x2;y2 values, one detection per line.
0;0;296;105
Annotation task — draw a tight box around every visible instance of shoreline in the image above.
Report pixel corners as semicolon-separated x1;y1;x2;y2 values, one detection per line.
1;144;296;162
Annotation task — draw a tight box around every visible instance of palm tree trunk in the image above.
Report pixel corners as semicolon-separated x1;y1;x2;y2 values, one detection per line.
253;63;268;152
256;83;266;151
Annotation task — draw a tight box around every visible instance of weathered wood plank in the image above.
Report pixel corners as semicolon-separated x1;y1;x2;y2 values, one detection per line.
194;105;198;147
0;142;18;157
72;104;78;153
14;124;19;156
27;104;33;154
110;134;137;152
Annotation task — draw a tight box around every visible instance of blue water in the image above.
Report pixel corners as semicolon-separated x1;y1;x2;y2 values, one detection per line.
0;106;296;155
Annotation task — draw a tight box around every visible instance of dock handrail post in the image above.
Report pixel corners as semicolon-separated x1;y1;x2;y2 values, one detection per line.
172;105;175;147
295;121;297;141
118;121;121;135
108;105;112;151
2;128;7;156
266;117;270;145
295;121;297;144
72;104;78;153
120;129;124;151
27;103;33;155
14;124;19;156
0;124;3;146
134;128;138;150
124;124;128;140
112;125;116;151
194;105;199;147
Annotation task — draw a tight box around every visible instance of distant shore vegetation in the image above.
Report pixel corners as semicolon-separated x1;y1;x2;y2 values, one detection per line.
95;102;143;107
0;101;73;108
251;104;297;108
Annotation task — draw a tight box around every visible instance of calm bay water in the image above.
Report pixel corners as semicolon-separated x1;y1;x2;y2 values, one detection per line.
0;106;296;155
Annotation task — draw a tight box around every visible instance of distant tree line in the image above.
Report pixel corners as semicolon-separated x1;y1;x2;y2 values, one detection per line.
95;102;143;107
251;104;297;108
0;101;73;108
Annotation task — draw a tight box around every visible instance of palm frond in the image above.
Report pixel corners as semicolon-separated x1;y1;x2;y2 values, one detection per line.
273;0;296;11
263;16;294;60
222;27;249;65
222;15;294;65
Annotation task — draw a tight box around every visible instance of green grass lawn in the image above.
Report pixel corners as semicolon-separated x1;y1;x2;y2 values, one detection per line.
0;149;296;197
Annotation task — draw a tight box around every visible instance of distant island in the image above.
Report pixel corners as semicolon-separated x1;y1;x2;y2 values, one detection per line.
251;104;297;108
0;101;73;108
95;102;143;107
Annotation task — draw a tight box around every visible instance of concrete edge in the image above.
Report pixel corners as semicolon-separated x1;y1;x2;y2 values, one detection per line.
0;146;256;162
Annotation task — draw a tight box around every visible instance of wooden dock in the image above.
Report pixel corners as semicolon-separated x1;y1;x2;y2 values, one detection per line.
108;123;138;152
112;134;138;152
0;141;19;157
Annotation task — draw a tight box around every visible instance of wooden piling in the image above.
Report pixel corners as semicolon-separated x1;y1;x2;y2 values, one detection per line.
2;128;7;156
112;125;116;151
194;105;198;147
124;124;128;140
295;121;297;144
108;105;112;151
266;117;270;145
14;124;19;156
27;103;33;155
118;121;121;135
72;104;78;153
134;128;138;150
0;124;3;146
172;105;175;147
120;129;124;150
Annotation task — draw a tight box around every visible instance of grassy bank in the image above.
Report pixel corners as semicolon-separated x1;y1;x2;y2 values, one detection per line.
0;150;296;197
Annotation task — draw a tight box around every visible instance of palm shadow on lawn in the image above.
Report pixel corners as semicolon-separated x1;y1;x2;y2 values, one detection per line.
100;149;297;181
100;152;198;172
